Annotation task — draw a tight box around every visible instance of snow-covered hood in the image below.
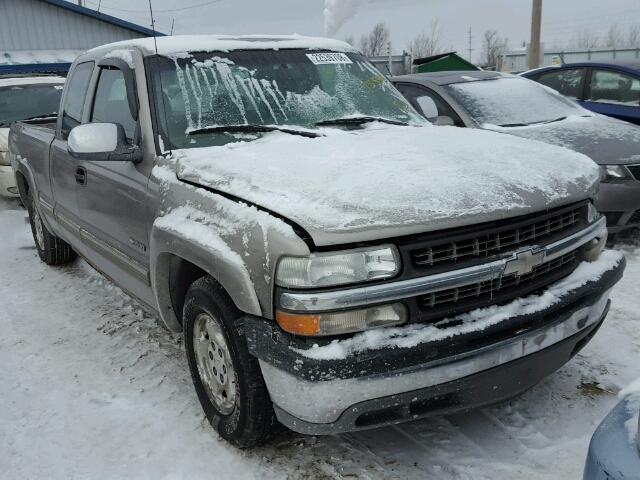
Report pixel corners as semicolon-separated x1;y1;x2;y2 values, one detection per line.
485;115;640;165
175;124;599;246
0;128;8;151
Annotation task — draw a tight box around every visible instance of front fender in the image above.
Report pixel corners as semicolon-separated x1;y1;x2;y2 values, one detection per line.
150;221;262;332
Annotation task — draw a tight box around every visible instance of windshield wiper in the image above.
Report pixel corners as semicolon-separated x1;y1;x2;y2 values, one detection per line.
187;124;319;138
541;116;567;125
497;122;528;127
498;116;568;128
315;116;409;127
22;113;58;122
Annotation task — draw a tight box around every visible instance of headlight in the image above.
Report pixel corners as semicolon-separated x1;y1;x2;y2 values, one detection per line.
276;303;407;336
600;165;632;182
275;246;400;288
0;151;8;166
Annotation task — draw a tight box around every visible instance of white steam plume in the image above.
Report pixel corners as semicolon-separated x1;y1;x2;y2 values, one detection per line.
324;0;366;36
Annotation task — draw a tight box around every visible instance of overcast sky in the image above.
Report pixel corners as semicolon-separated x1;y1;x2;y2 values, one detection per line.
79;0;639;61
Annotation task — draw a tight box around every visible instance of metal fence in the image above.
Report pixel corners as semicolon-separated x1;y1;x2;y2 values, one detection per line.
500;47;640;73
368;53;413;76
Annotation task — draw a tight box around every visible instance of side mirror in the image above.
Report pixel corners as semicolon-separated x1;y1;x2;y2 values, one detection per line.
434;115;455;127
416;96;439;119
68;123;142;162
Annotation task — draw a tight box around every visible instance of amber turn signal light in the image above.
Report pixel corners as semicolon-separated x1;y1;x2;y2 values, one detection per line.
276;311;321;336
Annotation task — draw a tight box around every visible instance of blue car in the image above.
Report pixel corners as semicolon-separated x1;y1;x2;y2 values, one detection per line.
522;61;640;125
584;394;640;479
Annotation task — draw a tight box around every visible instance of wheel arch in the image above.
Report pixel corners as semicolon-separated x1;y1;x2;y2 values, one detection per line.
150;226;263;332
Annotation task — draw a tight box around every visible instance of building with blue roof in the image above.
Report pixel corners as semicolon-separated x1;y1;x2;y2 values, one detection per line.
0;0;163;76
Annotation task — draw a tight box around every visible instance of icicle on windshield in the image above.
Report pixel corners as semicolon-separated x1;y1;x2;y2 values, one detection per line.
150;49;426;149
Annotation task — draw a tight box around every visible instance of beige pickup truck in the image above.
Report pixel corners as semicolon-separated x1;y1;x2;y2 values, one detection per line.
9;34;624;448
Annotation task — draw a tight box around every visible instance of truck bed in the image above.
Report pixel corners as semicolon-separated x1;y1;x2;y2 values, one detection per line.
9;120;56;202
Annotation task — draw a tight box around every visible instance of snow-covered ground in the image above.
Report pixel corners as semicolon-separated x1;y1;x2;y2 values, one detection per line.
1;196;639;480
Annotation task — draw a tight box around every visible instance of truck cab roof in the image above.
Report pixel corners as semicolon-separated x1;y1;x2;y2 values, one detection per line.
85;34;357;58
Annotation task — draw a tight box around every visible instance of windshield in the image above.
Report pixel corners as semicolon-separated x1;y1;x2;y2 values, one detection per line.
149;49;425;149
445;77;588;127
0;84;63;126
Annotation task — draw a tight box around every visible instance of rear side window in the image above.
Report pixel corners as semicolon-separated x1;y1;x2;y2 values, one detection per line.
91;67;137;142
587;70;640;106
60;62;95;139
536;68;585;100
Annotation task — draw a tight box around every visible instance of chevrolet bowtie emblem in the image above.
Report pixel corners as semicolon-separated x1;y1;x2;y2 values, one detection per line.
503;247;546;276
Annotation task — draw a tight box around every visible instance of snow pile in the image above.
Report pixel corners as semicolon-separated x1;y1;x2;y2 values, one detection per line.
175;123;599;242
619;378;640;444
294;250;624;360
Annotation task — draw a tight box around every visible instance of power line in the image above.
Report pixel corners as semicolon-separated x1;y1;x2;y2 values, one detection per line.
82;0;221;14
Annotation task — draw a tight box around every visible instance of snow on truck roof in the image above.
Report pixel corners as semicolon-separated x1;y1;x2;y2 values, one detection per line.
87;34;358;57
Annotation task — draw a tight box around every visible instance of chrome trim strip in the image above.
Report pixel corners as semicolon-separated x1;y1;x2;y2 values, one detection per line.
38;196;54;215
80;228;149;284
55;209;82;233
262;291;611;425
279;217;607;312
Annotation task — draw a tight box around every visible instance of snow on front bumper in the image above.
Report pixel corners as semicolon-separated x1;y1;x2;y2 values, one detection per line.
247;250;625;434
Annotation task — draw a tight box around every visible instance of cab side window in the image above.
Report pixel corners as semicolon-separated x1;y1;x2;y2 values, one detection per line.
91;67;137;142
536;68;585;100
587;69;640;106
60;61;95;139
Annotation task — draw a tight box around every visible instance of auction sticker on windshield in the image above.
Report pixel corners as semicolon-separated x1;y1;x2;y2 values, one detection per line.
306;53;353;65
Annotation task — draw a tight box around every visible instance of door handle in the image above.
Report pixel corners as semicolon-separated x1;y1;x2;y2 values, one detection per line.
75;166;87;185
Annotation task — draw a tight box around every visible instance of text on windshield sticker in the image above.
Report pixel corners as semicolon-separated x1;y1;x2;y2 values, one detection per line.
306;53;353;65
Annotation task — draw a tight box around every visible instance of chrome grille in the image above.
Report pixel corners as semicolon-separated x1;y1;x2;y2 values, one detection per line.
418;251;578;312
411;205;584;270
628;165;640;181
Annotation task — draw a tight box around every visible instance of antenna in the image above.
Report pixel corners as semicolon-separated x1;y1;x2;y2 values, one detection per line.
148;0;159;54
147;0;172;156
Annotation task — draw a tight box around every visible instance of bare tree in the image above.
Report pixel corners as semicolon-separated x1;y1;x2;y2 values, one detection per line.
407;19;449;59
480;30;508;68
605;24;624;48
359;22;390;57
571;29;600;49
344;35;355;47
627;25;640;48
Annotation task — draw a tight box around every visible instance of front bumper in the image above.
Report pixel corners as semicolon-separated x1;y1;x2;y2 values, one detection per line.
598;182;640;234
584;396;640;480
247;254;625;435
0;165;19;198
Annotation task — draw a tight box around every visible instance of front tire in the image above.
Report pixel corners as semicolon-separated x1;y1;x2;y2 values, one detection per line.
27;191;76;265
183;276;277;448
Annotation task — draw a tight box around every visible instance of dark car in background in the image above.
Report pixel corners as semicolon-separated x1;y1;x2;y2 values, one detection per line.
522;61;640;126
584;390;640;480
392;71;640;236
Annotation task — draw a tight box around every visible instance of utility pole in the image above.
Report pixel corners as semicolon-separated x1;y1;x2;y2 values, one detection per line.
170;18;175;35
529;0;542;69
77;0;83;6
467;27;473;62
